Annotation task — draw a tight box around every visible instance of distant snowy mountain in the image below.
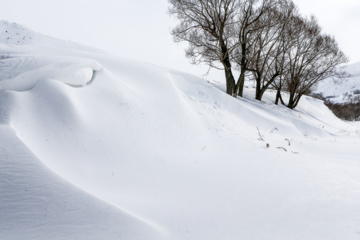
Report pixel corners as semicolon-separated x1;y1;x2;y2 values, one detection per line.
314;62;360;103
1;21;360;240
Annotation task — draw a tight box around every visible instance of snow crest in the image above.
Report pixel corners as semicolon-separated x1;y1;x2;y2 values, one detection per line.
0;55;102;91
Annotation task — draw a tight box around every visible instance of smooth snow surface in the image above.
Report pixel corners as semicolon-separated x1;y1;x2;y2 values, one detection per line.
0;126;166;240
1;21;360;240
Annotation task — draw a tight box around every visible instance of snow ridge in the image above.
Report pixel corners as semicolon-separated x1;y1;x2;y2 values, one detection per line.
0;55;102;91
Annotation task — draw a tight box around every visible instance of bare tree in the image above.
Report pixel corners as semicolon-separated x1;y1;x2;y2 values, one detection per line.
169;0;240;95
169;0;347;108
271;4;302;105
282;16;348;109
232;0;275;97
239;0;296;101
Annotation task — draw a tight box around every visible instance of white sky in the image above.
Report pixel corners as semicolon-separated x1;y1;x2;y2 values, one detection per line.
0;0;359;82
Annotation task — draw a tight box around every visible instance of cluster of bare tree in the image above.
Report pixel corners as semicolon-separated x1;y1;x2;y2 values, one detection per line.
325;102;360;121
169;0;348;109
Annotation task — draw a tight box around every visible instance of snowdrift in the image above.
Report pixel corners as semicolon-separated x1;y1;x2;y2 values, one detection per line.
1;21;360;240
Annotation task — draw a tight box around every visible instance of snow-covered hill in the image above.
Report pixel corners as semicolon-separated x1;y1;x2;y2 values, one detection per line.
1;21;360;240
315;62;360;103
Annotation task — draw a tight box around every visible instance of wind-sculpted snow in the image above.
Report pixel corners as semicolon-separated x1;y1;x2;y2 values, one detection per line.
0;55;102;91
1;21;360;240
0;126;168;240
0;21;105;92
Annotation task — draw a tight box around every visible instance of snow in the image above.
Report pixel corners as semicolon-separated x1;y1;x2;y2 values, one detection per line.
315;62;360;103
0;55;101;91
1;21;360;240
0;126;166;240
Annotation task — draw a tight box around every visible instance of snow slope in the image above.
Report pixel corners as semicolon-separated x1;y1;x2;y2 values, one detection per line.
315;62;360;103
1;21;360;240
0;126;165;240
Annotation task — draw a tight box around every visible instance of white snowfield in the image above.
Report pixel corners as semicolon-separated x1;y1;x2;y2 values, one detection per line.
1;21;360;240
315;62;360;103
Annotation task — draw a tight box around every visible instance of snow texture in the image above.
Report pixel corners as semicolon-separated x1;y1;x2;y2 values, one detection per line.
1;21;360;240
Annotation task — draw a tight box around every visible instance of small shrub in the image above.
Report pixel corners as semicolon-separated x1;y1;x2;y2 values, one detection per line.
325;102;360;121
310;92;326;100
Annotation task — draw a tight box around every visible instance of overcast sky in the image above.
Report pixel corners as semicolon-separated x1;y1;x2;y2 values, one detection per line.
0;0;359;81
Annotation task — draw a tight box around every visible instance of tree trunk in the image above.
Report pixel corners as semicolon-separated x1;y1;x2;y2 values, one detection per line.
287;92;295;109
292;94;302;109
257;73;280;101
223;61;236;96
275;89;285;105
236;43;247;97
255;76;261;100
286;91;303;109
235;67;246;97
220;44;235;96
257;87;268;101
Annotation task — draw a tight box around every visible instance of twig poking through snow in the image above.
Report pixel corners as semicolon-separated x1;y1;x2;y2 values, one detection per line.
257;127;265;141
270;128;278;133
277;147;287;152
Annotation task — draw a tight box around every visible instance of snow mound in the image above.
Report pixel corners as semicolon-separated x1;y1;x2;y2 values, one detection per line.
0;21;104;91
1;21;360;240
